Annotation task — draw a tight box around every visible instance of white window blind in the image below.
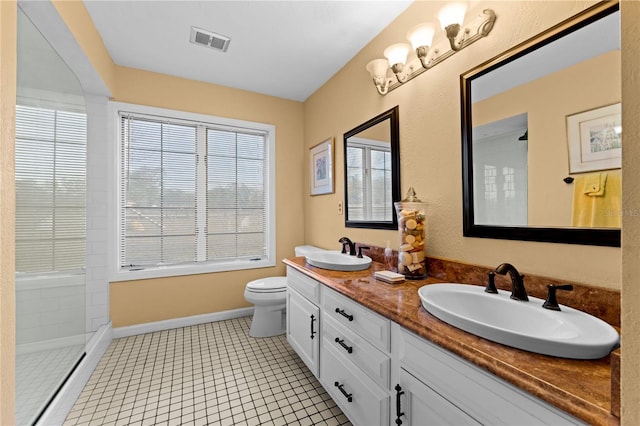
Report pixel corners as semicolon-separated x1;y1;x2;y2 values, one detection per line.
207;129;266;261
15;104;87;273
120;116;197;268
118;110;270;273
346;141;392;221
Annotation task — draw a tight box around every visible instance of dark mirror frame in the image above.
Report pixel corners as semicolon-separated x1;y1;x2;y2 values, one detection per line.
344;106;401;230
460;1;620;247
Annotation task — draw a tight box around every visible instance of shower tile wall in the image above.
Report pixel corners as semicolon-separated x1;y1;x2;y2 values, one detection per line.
15;277;85;345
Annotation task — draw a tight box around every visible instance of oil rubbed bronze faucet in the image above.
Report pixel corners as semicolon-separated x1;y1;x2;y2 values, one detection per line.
495;263;529;301
542;284;574;311
338;237;356;256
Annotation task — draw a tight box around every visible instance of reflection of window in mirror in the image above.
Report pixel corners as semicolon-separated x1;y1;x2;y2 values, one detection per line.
343;106;399;230
472;113;528;226
346;137;392;222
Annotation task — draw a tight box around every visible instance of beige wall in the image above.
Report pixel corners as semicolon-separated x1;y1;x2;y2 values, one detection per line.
304;0;620;290
355;118;390;142
621;1;640;423
0;0;16;422
473;51;621;227
110;67;304;327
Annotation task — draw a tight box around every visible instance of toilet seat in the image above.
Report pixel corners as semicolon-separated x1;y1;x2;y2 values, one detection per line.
246;277;287;293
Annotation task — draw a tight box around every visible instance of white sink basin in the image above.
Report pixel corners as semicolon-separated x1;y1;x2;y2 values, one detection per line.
305;251;372;271
419;283;619;359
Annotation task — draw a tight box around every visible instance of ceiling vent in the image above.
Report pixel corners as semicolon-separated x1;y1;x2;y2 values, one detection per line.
190;27;231;52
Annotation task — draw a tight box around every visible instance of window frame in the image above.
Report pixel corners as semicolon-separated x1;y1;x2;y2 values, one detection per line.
108;102;276;282
345;137;393;222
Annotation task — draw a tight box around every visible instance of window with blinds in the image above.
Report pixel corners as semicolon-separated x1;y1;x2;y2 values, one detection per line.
346;140;392;222
15;104;87;274
117;107;272;275
207;129;266;261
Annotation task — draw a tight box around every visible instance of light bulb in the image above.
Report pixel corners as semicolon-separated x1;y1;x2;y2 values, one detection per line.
438;2;467;29
366;59;390;79
407;23;435;50
383;43;411;68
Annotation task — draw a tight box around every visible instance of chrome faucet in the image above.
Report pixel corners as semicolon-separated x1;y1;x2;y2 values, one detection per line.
338;237;356;256
495;263;529;301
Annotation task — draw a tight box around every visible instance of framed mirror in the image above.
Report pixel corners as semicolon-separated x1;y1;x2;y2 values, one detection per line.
461;1;620;247
344;106;400;230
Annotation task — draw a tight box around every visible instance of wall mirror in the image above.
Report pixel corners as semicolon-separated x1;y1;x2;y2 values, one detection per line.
344;106;400;229
461;1;621;247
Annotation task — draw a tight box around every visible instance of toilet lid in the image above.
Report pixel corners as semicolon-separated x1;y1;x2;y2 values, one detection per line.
246;277;287;293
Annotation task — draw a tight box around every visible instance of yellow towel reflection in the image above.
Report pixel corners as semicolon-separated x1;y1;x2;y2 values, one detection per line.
571;172;621;228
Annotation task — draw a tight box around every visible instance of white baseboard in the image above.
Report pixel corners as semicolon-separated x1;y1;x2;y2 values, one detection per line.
36;322;112;426
112;306;255;339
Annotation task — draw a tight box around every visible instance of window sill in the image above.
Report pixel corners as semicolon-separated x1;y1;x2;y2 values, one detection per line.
110;258;276;282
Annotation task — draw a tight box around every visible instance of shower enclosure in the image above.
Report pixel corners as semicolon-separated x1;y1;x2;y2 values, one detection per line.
15;9;87;425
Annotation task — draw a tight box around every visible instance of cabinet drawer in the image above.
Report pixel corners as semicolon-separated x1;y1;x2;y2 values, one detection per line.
322;287;390;351
322;315;390;389
399;329;583;425
286;267;320;304
320;340;389;426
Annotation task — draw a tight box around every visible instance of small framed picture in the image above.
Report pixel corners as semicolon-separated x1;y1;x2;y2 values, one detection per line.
567;103;621;173
310;137;334;195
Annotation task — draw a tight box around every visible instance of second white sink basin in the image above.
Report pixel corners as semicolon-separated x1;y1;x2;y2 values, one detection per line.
419;283;619;359
305;251;372;271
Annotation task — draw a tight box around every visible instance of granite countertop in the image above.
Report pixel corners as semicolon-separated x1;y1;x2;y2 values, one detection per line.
283;256;619;426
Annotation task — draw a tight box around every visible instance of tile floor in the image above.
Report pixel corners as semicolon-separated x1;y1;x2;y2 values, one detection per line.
63;316;351;426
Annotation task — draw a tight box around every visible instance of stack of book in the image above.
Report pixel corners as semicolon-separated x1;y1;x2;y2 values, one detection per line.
374;270;405;284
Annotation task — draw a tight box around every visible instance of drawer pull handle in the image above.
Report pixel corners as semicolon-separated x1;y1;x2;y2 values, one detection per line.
394;385;404;426
310;314;316;340
394;384;405;425
335;308;354;321
334;381;353;403
334;337;353;354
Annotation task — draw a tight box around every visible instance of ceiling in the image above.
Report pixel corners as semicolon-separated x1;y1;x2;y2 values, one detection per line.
82;0;413;102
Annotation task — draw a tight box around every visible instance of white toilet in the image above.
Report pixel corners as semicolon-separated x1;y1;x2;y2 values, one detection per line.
244;245;325;337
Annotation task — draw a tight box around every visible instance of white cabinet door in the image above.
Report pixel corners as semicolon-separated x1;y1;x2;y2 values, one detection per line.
287;287;320;377
395;369;479;426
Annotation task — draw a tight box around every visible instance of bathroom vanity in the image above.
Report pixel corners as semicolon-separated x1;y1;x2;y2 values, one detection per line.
284;257;619;426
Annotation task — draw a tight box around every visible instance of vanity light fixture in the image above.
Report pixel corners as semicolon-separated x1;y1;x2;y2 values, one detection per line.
366;3;496;96
438;3;468;51
407;23;435;68
384;43;412;83
365;59;392;95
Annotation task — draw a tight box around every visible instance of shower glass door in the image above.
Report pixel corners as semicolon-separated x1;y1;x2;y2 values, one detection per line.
15;9;87;425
